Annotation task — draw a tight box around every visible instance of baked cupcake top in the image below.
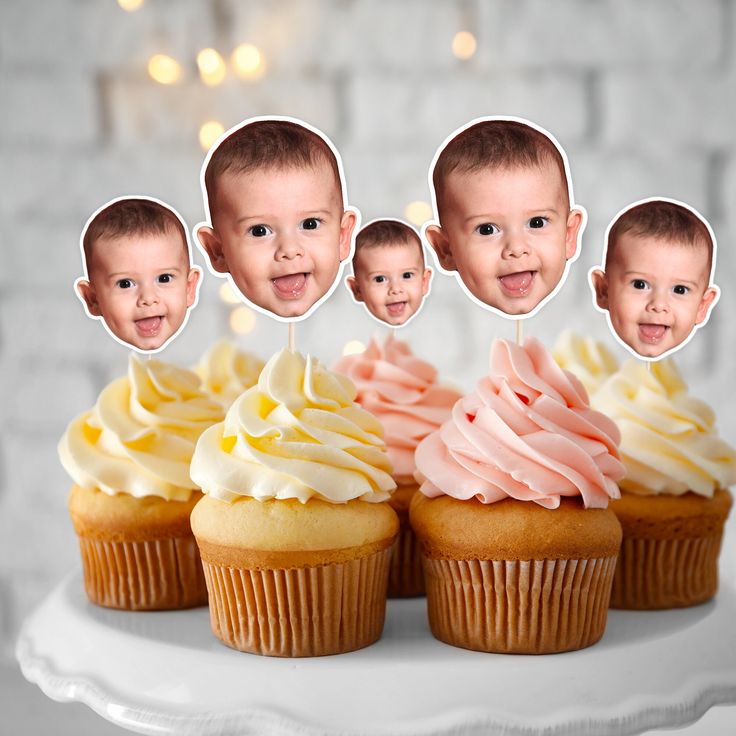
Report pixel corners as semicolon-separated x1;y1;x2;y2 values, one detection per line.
59;355;225;501
193;339;264;408
593;359;736;497
415;337;624;509
334;335;462;482
190;348;397;504
552;330;619;396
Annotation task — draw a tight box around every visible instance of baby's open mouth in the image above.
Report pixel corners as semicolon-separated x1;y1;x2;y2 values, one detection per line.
135;315;163;336
498;270;535;296
638;323;670;343
272;273;308;299
386;301;407;316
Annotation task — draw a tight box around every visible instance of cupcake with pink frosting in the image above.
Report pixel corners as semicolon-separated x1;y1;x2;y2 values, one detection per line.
335;335;462;596
411;337;625;654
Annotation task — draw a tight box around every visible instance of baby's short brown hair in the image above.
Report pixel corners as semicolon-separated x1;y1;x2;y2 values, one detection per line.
432;119;569;214
353;220;423;271
606;200;713;273
83;198;188;271
203;119;343;216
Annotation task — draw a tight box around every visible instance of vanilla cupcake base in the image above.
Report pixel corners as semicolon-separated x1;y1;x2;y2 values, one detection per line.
610;489;732;609
68;485;207;611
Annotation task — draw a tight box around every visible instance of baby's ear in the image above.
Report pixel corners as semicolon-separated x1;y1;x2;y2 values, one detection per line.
425;226;456;271
421;267;433;296
338;211;358;261
565;209;584;260
196;226;228;273
186;267;202;308
590;269;609;310
76;279;101;317
695;285;719;325
346;275;363;302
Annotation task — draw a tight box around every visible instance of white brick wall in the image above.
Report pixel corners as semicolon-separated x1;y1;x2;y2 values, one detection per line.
3;0;736;691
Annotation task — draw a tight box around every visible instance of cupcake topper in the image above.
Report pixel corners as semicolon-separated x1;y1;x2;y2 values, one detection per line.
344;217;434;329
74;195;202;354
194;115;360;332
423;116;587;323
589;197;720;362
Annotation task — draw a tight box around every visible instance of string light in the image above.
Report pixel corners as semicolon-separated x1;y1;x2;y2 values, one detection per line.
199;120;225;151
147;54;182;85
230;306;257;334
404;201;433;227
452;31;477;60
342;340;366;356
218;282;241;305
232;43;266;80
117;0;144;10
197;48;227;85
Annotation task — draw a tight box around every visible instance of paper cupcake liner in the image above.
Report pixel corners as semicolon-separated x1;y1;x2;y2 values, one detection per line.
422;556;617;654
388;525;425;598
201;547;392;657
610;534;724;609
77;535;207;611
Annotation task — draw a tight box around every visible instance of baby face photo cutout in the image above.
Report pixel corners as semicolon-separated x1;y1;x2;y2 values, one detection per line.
423;116;586;319
346;219;433;327
195;116;359;322
589;198;720;360
75;196;201;353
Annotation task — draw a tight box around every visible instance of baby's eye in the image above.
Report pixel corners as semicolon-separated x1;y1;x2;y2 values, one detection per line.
157;273;173;284
631;279;649;290
116;278;133;289
373;275;387;284
528;216;548;229
300;217;322;231
402;272;414;279
476;223;499;236
673;284;689;295
249;224;271;237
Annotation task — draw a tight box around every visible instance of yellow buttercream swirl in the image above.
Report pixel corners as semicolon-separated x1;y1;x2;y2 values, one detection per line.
190;349;397;504
59;355;225;500
593;359;736;496
553;330;619;397
193;340;264;408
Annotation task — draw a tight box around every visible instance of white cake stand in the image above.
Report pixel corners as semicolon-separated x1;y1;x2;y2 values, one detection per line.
16;556;736;736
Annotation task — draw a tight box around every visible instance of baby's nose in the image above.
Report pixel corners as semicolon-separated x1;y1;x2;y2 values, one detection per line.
275;235;305;260
137;285;159;306
646;292;670;312
388;280;405;294
501;232;530;257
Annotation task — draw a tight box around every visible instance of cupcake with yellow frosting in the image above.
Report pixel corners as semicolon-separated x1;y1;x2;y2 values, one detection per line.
552;330;619;397
411;338;625;654
190;348;399;657
594;359;735;609
193;339;264;409
334;335;462;596
59;355;225;610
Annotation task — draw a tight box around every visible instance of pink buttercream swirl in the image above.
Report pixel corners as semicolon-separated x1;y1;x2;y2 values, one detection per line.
415;338;625;509
334;336;463;480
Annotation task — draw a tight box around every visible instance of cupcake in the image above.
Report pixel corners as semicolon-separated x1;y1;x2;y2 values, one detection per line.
59;355;225;610
193;339;264;409
593;359;735;609
335;335;462;596
411;337;625;654
552;330;619;396
190;348;399;657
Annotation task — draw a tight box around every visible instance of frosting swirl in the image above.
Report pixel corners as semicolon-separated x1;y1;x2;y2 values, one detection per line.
552;330;619;396
193;340;264;408
190;349;396;504
593;359;736;497
334;335;462;481
59;355;225;500
415;338;624;509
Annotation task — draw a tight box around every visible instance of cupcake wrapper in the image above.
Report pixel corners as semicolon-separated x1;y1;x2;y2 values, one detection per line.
423;556;617;654
610;534;724;609
201;547;392;657
77;535;207;611
388;526;425;598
